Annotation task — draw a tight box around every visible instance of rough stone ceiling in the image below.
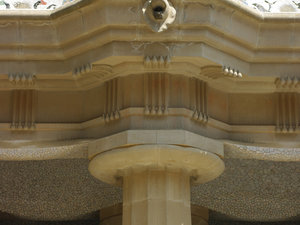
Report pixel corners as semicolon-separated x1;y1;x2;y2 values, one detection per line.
0;158;299;222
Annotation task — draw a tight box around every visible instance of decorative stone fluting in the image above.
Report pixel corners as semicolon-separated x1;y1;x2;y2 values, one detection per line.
190;78;208;123
102;78;121;122
72;63;92;79
10;89;36;130
144;56;171;68
8;73;36;87
223;66;243;78
275;92;299;133
144;73;169;115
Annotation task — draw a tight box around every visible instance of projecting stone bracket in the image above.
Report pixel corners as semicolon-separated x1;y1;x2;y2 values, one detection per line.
223;66;243;78
199;66;243;80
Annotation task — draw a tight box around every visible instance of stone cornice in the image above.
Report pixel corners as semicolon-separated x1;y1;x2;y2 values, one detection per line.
0;107;298;143
1;61;298;94
0;73;298;142
0;0;300;79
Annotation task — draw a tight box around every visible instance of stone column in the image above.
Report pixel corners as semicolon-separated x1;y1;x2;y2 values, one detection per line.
122;169;191;225
89;143;224;225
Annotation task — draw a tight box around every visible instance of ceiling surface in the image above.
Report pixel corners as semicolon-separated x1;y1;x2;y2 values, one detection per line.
0;158;299;222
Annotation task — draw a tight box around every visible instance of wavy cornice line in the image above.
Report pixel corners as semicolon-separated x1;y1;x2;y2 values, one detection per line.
0;62;299;93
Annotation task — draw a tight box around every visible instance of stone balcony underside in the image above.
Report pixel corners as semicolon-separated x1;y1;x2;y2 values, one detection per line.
1;0;300;77
0;0;299;224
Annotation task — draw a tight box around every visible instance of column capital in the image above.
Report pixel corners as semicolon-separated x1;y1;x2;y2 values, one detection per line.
89;144;224;186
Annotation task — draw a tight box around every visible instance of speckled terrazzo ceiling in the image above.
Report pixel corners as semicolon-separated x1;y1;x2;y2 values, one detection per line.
240;0;300;12
0;158;299;222
1;0;300;12
0;0;74;10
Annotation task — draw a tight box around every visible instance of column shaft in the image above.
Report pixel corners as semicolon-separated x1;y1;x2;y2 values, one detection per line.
122;169;191;225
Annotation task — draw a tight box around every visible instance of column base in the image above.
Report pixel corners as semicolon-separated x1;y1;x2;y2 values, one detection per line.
100;204;209;225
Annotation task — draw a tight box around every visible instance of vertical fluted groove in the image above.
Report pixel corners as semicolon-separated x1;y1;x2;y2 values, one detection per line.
165;74;169;112
288;93;292;130
18;90;23;126
25;90;30;126
144;73;169;115
276;92;299;132
191;78;208;123
295;93;299;130
276;93;280;131
12;90;18;126
103;78;121;122
11;90;35;130
144;74;150;114
151;74;155;114
158;73;162;114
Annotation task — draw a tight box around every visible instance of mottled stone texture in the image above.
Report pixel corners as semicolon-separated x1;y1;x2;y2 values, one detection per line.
209;221;300;225
1;219;299;224
0;158;299;222
0;221;98;225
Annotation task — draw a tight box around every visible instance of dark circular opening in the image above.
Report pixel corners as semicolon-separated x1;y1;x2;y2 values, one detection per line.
153;6;165;13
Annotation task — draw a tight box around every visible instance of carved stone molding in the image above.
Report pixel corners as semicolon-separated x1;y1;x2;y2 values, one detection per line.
276;92;299;133
144;56;171;68
275;76;299;90
190;78;208;123
72;63;92;79
200;66;224;79
200;66;243;80
8;73;36;87
91;64;113;80
223;66;243;78
10;89;36;130
144;73;169;115
103;78;121;122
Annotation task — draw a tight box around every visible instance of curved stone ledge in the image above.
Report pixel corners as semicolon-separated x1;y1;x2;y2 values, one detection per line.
88;130;224;160
0;139;89;160
0;130;298;162
89;144;225;185
225;142;300;162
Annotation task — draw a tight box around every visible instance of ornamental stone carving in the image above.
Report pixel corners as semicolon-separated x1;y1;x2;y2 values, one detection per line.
142;0;176;32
